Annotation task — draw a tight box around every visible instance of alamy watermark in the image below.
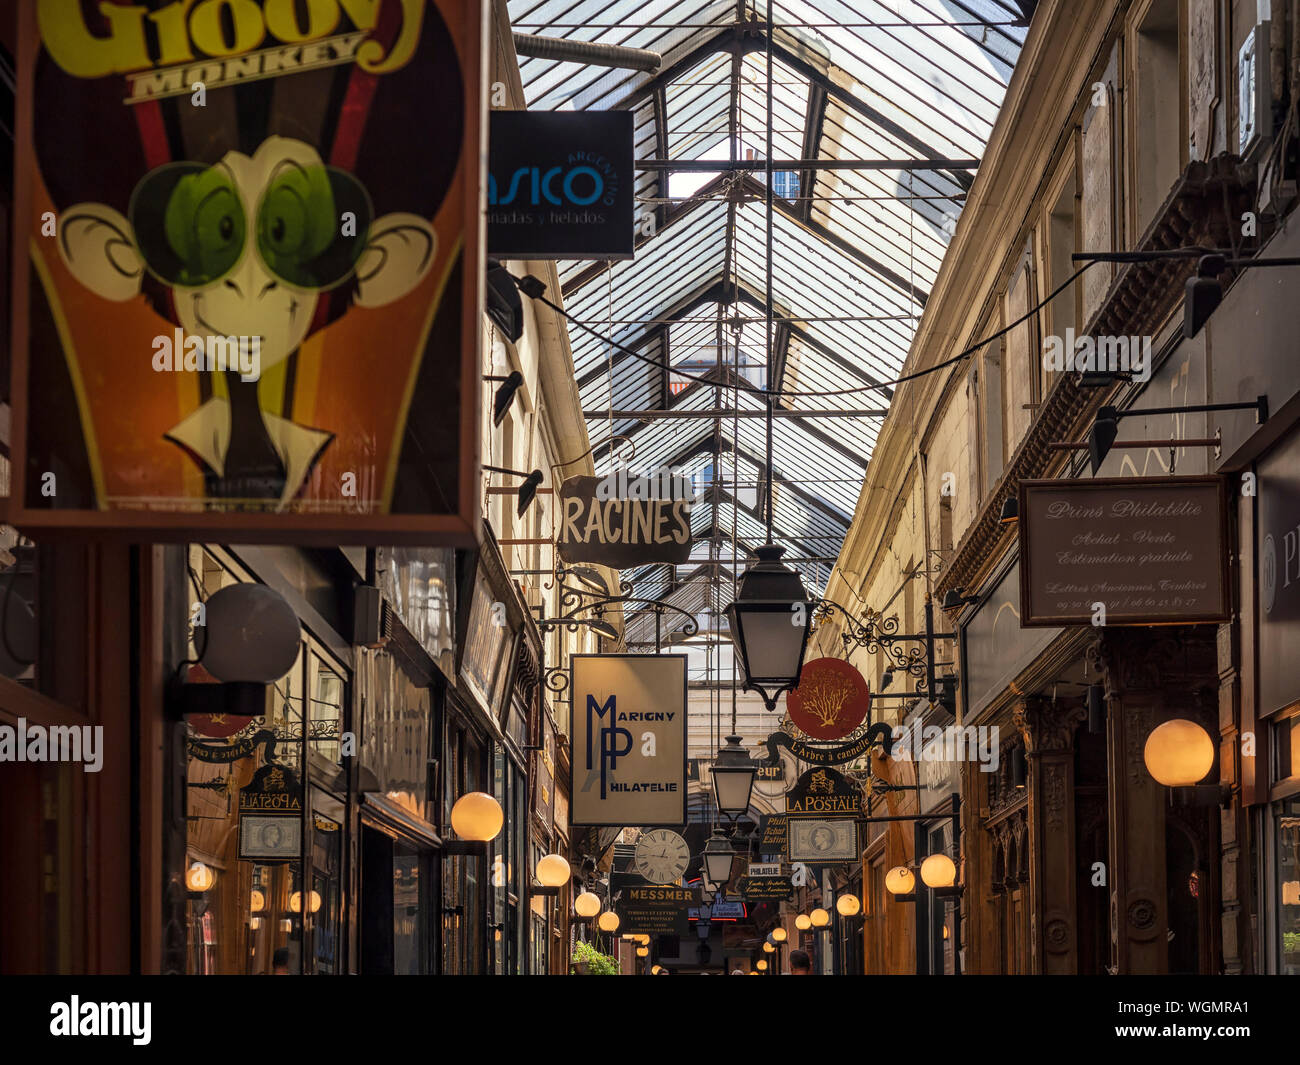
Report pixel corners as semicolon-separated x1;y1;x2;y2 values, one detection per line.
890;720;1000;773
152;328;261;382
0;718;103;772
1043;328;1152;383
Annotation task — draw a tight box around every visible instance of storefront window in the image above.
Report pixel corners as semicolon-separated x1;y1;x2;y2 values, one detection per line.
393;842;430;975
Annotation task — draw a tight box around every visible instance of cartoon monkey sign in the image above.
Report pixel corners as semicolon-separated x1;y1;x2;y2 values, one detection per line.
8;0;484;545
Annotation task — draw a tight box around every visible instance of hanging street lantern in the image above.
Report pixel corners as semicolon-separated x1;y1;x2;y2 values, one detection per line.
710;734;758;818
724;545;815;710
701;829;736;887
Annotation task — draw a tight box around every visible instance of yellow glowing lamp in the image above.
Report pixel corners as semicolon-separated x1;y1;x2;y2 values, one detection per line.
597;910;620;932
651;964;663;974
636;946;649;957
1143;719;1214;787
810;907;830;928
450;792;504;842
756;959;768;971
771;926;788;943
535;853;570;888
836;893;861;917
185;861;214;893
574;891;602;918
249;888;265;913
289;890;322;914
885;866;916;895
762;941;775;953
794;913;811;931
920;854;957;889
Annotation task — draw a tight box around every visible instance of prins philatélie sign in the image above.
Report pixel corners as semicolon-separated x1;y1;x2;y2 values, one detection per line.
556;473;694;568
9;0;484;545
487;110;634;260
1017;477;1230;626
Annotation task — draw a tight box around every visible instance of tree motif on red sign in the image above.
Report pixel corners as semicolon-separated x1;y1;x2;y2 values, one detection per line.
786;658;870;741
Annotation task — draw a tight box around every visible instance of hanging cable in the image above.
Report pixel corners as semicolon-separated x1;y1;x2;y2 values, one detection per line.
516;261;1097;399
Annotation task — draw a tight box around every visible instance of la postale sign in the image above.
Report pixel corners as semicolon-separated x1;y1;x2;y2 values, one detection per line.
557;472;693;567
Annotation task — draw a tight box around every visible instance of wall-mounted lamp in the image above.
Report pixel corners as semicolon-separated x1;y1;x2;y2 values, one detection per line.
1087;683;1106;734
835;894;861;917
1011;747;1028;789
485;371;525;426
1143;717;1228;806
1086;396;1267;474
794;913;812;931
809;907;831;929
172;583;301;720
444;792;504;856
483;464;545;516
531;853;570;897
185;861;215;894
884;867;915;897
941;588;980;611
574;891;602;920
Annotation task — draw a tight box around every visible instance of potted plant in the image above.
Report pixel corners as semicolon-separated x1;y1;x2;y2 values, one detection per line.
571;939;620;975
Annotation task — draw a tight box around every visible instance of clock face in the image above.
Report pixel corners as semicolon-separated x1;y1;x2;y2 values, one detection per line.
634;829;690;885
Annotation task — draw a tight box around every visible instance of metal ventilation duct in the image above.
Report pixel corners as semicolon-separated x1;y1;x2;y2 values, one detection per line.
512;33;661;72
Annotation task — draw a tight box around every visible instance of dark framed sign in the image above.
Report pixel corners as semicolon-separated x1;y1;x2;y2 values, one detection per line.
1018;477;1230;626
556;475;693;567
570;654;687;827
487;110;634;259
9;1;484;545
615;885;698;936
459;557;519;724
734;873;795;902
785;767;864;818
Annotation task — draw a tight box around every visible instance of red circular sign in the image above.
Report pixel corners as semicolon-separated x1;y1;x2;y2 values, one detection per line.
786;658;871;740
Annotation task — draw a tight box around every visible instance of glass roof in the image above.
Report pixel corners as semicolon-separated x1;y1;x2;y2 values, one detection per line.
511;0;1028;645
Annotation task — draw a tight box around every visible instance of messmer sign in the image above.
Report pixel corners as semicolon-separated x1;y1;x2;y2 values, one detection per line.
570;654;687;827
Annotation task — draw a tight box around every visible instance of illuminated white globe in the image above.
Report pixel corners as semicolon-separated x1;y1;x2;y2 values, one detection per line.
885;866;916;895
1143;718;1214;787
574;891;602;918
836;894;861;917
451;792;503;842
920;854;957;889
535;853;570;888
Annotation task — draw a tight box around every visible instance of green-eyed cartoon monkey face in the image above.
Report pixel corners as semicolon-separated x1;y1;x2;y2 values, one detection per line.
57;136;436;375
131;151;372;293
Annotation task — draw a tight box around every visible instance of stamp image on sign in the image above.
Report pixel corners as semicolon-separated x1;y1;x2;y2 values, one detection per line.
787;818;859;863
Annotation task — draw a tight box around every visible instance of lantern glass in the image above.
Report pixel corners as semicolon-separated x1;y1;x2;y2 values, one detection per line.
836;894;861;917
794;914;811;931
450;792;504;842
701;830;735;886
535;853;570;888
1143;718;1214;787
771;926;788;943
756;959;768;971
574;891;602;918
724;545;814;709
762;941;775;953
636;946;649;957
597;910;620;932
810;907;830;928
710;735;758;818
920;854;957;889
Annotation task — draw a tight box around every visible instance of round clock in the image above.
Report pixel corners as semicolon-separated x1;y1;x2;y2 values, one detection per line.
634;829;690;885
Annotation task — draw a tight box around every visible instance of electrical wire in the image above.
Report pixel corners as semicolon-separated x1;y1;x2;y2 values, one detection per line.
519;260;1096;399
